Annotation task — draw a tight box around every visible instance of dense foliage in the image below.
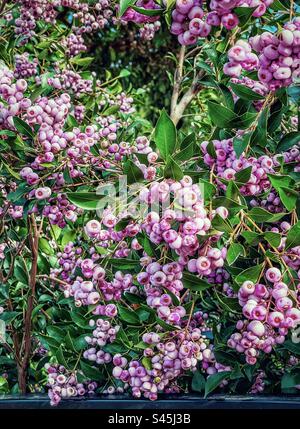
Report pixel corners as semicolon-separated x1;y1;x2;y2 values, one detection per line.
0;0;300;405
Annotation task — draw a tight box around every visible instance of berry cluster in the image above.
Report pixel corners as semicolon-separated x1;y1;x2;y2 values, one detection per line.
14;53;38;78
224;19;300;90
171;0;273;46
48;69;94;95
43;194;80;228
0;64;30;129
228;268;300;364
46;363;97;406
83;318;120;362
171;0;211;46
73;0;114;35
140;177;211;255
201;137;274;196
209;0;273;29
250;191;284;214
112;328;208;400
62;33;87;57
249;370;266;393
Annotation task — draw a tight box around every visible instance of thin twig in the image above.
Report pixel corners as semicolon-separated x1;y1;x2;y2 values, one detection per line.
170;46;186;117
19;214;39;393
171;70;205;126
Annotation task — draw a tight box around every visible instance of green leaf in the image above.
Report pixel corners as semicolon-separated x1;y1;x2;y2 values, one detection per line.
38;334;60;350
119;69;131;78
80;361;104;382
268;173;294;191
196;59;213;74
70;312;91;329
235;263;264;285
283;340;300;355
30;85;51;102
277;132;300;152
214;349;239;366
156;317;178;331
142;357;152;371
123;159;144;184
286;221;300;249
287;85;300;103
206;141;216;158
192;371;205;393
227;243;245;265
0;311;19;323
67;192;103;210
281;372;300;390
0;376;8;388
162;287;180;306
250;107;269;147
278;187;298;212
110;258;139;269
212;197;246;213
270;0;289;11
215;293;241;313
234;7;256;25
131;5;163;15
104;342;127;354
46;326;65;342
175;132;195;161
154;109;177;160
230;83;264;101
64;331;76;352
204;371;231;397
124;292;143;304
115;217;133;232
231;111;257;129
136;234;156;257
197;178;216;201
119;0;136;16
235;166;252;184
244;364;257;382
233;134;250;158
61;230;77;246
55;345;69;368
14;265;28;285
2;162;20;180
211;213;233;233
0;130;16;137
264;231;281;247
70;56;94;67
13;117;34;139
0;284;9;299
248;207;286;223
164;156;183;180
39;238;54;255
117;304;140;325
182;272;212;292
268;99;285;133
219;83;235;110
207;101;237;128
230;363;243;380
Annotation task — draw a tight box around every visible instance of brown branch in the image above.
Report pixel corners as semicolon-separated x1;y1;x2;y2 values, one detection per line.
3;238;27;283
170;69;205;126
170;46;186;117
0;0;7;14
18;214;39;394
